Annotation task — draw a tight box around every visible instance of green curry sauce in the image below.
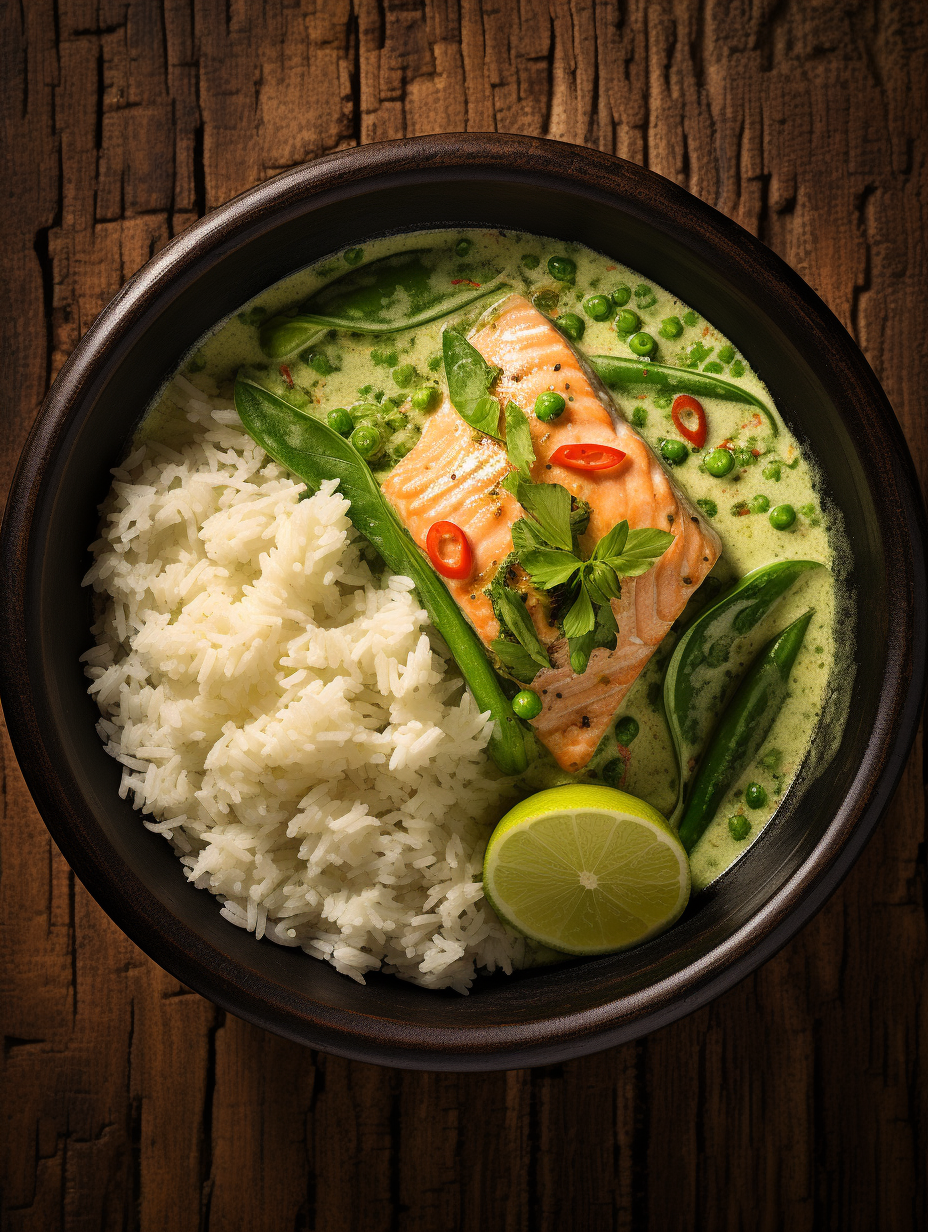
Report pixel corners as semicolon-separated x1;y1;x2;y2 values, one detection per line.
143;228;853;892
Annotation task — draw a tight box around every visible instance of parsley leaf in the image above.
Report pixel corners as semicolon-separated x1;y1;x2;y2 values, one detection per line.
591;519;630;561
510;517;550;554
490;638;541;683
496;589;550;669
442;328;503;440
520;548;583;589
583;560;623;605
568;631;596;675
561;585;595;639
506;476;573;550
621;527;675;559
504;401;535;479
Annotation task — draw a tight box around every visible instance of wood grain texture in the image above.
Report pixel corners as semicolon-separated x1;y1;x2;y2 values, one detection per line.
1;1;926;1228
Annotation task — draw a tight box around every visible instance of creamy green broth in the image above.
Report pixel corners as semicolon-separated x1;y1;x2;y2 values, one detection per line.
143;228;850;892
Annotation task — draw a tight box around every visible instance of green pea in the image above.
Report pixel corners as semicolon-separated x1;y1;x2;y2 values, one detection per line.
410;385;438;411
702;361;724;374
763;461;782;482
659;316;683;339
629;332;656;357
427;353;443;372
611;285;632;307
728;815;751;841
732;446;755;467
718;344;735;363
745;782;767;809
455;237;472;257
615;308;640;335
547;255;576;282
350;423;382;458
385;410;407;432
533;289;559;314
512;690;543;720
683;309;700;326
660;438;688;465
558;312;584;341
392;364;417;388
326;408;353;436
614;716;640;746
696;498;718;518
521;254;540;269
631;406;648;428
730;359;745;377
634;284;657;308
390;437;415;461
749;494;770;514
769;504;796;530
535;391;566;422
583;294;613;321
344;247;364;265
602;757;626;788
705;448;734;477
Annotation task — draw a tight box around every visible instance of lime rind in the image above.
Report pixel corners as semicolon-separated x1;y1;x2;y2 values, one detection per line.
483;788;690;956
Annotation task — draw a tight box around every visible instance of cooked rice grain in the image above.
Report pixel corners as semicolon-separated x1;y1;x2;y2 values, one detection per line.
82;382;523;991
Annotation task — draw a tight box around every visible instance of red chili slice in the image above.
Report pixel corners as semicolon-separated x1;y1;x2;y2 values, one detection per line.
671;394;707;448
550;443;626;471
279;364;294;388
426;521;474;580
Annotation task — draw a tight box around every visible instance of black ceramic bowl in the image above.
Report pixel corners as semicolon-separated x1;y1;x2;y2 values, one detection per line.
2;135;925;1071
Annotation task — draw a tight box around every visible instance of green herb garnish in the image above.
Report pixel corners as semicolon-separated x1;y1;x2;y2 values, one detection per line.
442;328;502;440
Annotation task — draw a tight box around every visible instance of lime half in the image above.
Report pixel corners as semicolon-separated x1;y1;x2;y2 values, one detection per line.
483;785;691;955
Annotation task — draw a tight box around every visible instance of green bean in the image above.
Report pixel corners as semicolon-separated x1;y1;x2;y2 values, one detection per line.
234;378;529;775
589;354;778;435
663;559;822;826
678;610;813;852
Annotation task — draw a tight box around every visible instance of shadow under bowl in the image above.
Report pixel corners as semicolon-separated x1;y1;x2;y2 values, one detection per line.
1;134;925;1071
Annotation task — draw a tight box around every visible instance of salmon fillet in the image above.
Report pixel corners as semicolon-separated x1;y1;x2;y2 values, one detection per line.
382;293;722;773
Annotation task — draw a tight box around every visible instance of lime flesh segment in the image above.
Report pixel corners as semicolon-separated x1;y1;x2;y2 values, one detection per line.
483;786;691;956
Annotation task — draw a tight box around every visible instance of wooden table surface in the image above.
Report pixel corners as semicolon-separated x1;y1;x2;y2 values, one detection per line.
2;2;926;1228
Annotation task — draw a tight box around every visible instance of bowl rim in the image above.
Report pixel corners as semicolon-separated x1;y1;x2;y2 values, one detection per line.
2;133;926;1071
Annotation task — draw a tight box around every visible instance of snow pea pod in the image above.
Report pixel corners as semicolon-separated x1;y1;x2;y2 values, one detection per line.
233;377;530;776
664;559;822;825
677;609;813;852
588;354;778;436
260;249;509;359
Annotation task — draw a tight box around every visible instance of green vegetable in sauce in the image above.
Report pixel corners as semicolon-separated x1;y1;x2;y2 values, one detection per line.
763;461;782;481
442;328;503;440
660;438;688;465
455;238;472;257
326;408;353;436
749;494;771;514
392;364;416;387
663;561;821;827
589;355;779;435
534;391;566;422
696;498;718;518
602;757;627;788
770;504;796;530
233;378;529;775
512;690;543;720
678;610;814;852
745;782;767;808
521;254;540;269
410;385;438;411
611;285;632;306
705;448;734;477
683;310;699;326
558;313;585;341
504;401;536;479
584;295;613;321
259;248;509;358
728;815;751;841
344;247;364;265
350;423;383;458
614;716;640;746
629;332;657;357
615;309;640;335
548;256;576;282
718;345;735;363
659;316;684;339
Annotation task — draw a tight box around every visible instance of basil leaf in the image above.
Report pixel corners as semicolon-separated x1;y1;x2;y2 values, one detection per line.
592;519;629;561
442;329;503;440
233;378;528;775
561;585;596;639
520;548;583;589
622;527;675;558
511;516;549;554
510;479;573;551
491;638;541;684
504;400;536;478
568;631;596;675
496;589;550;669
583;560;623;606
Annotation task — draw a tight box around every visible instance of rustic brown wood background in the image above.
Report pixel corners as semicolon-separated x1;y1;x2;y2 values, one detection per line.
2;1;926;1228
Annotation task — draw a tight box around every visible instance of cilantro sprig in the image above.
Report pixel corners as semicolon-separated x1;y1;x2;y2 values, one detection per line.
499;474;674;675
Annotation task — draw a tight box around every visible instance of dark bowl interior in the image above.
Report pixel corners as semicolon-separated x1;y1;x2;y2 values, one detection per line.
2;135;925;1070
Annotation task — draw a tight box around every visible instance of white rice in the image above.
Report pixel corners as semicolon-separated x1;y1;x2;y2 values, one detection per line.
81;378;524;992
